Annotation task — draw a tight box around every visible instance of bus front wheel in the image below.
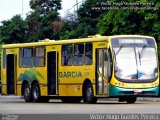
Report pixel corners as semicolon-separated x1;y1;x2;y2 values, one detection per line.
23;84;32;102
83;83;97;103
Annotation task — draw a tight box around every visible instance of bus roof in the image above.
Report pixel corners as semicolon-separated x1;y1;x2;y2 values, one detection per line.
2;35;108;49
2;35;155;49
108;35;155;39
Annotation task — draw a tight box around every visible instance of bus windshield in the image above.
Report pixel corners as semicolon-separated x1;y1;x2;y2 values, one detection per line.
111;37;158;81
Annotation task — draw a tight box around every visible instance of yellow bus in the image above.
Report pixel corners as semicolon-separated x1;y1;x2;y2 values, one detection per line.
1;35;159;103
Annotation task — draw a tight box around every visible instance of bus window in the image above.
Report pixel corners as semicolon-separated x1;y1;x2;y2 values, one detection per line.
3;49;6;68
112;37;158;81
85;43;92;65
23;48;33;67
34;46;45;67
104;49;112;81
62;45;73;66
107;49;112;81
104;50;108;78
74;44;84;65
19;48;23;67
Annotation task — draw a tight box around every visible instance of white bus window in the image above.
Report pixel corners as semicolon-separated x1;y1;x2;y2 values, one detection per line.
19;48;23;67
3;49;6;68
34;46;46;67
23;48;33;68
74;44;84;65
85;43;92;65
62;45;73;66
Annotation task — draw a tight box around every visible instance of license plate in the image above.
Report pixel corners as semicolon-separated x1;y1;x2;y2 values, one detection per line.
134;89;142;93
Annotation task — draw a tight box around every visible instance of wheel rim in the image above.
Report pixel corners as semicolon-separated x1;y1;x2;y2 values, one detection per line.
86;87;92;101
33;86;39;100
24;87;30;100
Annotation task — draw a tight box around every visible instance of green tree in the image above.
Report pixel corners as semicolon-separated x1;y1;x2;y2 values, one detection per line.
98;0;160;43
30;0;61;16
27;0;61;41
54;0;106;40
76;0;106;37
0;15;28;44
53;20;78;40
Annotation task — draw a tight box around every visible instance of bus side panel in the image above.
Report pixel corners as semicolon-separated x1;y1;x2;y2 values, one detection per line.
59;85;68;96
68;85;82;96
17;67;48;96
40;85;48;96
2;85;7;95
59;85;82;96
16;84;22;96
1;49;7;95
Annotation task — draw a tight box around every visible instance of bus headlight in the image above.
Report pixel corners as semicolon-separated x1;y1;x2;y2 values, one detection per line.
115;82;124;87
151;82;158;87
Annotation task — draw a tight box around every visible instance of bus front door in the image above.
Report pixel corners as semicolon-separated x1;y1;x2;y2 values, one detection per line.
47;52;58;95
6;54;16;94
96;49;109;95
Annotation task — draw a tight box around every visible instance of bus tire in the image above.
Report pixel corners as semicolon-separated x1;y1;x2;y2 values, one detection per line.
23;84;32;102
32;83;41;102
83;83;97;104
126;97;137;104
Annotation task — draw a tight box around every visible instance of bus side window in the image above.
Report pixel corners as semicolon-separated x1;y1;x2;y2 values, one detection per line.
85;43;92;65
62;45;73;66
19;48;23;67
3;49;6;68
74;44;84;65
23;48;33;68
105;49;112;81
34;46;45;67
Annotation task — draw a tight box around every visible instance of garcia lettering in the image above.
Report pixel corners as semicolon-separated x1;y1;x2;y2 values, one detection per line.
59;71;82;78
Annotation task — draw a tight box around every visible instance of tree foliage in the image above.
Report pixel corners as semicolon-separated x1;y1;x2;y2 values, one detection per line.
26;0;61;41
0;15;28;44
54;0;106;40
98;0;160;44
30;0;61;16
0;0;160;44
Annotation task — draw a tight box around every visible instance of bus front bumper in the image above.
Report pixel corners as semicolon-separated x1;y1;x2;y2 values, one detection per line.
109;85;159;97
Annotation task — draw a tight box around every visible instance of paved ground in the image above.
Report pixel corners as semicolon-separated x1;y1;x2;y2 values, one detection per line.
1;96;160;120
0;96;160;114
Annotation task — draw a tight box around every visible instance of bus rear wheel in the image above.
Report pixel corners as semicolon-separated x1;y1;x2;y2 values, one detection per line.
32;83;41;102
23;84;32;102
126;97;137;104
32;83;50;103
83;83;97;104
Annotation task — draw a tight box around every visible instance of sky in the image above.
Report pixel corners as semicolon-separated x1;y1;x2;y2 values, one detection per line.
0;0;83;23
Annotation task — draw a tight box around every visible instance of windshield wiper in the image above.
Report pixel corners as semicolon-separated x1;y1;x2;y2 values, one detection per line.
115;45;124;56
139;45;147;66
140;45;147;58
